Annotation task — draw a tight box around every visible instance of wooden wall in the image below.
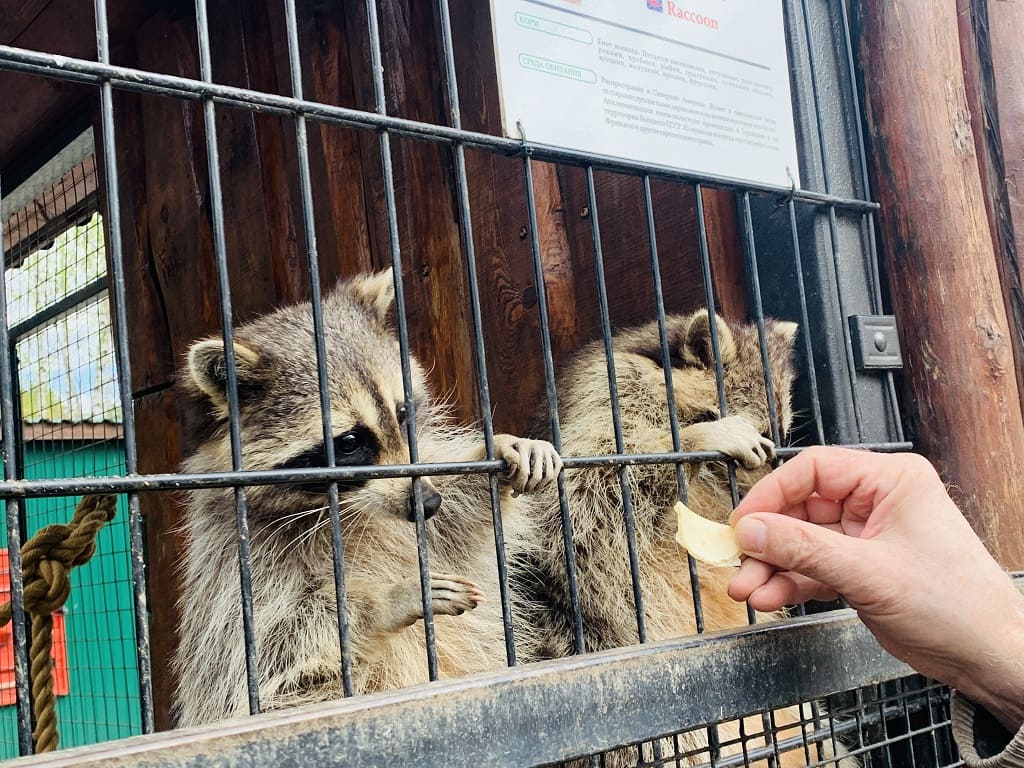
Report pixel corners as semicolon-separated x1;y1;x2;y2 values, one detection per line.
95;0;745;727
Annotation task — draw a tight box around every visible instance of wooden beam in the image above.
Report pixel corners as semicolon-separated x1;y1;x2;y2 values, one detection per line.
3;156;97;265
853;0;1024;568
0;0;147;173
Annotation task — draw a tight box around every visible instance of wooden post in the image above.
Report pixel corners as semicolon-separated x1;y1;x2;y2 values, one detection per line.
956;0;1024;410
853;0;1024;568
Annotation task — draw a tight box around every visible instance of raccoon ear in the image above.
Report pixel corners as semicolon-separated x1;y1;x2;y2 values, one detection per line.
681;310;738;369
345;267;395;324
186;337;264;405
770;320;799;350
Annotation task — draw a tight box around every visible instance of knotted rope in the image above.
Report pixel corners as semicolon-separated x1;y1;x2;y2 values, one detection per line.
0;494;117;753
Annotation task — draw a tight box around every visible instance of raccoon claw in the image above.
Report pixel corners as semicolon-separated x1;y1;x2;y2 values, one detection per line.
684;415;776;470
386;574;485;629
429;573;486;616
493;435;563;495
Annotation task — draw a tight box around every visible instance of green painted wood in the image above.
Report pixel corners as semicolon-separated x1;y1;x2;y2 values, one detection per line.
1;438;141;757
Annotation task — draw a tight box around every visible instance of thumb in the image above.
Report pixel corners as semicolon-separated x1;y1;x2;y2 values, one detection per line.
734;513;866;598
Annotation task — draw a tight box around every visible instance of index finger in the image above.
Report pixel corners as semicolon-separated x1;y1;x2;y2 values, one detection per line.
730;446;917;524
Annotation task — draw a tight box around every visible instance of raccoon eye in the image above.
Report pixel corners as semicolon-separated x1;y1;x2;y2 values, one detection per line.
337;432;361;455
691;410;720;424
397;405;409;426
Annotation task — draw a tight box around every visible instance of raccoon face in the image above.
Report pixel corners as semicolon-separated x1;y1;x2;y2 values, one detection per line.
184;268;443;527
639;309;799;440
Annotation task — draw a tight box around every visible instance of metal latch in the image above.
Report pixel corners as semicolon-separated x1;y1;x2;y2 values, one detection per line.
849;315;903;370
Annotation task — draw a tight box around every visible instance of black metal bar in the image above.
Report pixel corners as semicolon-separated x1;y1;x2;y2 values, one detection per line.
93;0;155;733
787;200;826;444
0;45;882;214
644;178;710;637
362;0;439;681
740;193;783;447
584;165;647;643
435;0;518;666
0;441;915;497
280;0;355;697
0;171;34;755
2;608;920;768
794;0;867;441
8;276;108;341
521;153;586;655
193;0;260;715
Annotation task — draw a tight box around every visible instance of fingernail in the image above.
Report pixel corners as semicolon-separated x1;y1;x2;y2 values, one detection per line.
735;517;767;554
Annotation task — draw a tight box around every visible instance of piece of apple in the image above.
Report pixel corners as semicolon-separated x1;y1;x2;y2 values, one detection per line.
673;500;742;567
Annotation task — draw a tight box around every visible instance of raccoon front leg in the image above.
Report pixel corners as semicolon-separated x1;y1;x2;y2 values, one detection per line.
491;434;562;495
343;574;486;657
679;414;775;469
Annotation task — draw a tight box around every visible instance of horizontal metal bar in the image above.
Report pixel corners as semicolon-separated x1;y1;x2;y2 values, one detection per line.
7;609;913;768
0;45;880;213
8;275;108;340
0;442;914;497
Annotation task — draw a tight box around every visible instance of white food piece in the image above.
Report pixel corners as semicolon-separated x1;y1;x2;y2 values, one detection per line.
673;501;742;567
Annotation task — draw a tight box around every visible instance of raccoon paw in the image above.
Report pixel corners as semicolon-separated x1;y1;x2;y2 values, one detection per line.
493;434;563;496
428;573;487;617
385;574;485;629
683;415;776;470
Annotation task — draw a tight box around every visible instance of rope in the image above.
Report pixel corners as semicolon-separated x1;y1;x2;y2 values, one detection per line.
0;494;117;753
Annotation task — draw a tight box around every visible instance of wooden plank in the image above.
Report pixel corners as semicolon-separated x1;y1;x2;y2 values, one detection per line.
0;0;51;44
854;0;1024;568
133;387;188;733
449;0;574;435
359;1;480;425
0;0;147;172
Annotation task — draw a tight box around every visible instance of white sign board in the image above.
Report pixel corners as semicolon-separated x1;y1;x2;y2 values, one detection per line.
489;0;801;188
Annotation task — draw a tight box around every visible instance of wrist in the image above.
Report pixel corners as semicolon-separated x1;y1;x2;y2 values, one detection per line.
953;600;1024;734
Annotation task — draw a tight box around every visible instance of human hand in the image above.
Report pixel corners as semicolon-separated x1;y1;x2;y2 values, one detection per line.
727;446;1024;732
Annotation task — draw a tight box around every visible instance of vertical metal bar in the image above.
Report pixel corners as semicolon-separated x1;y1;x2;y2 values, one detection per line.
796;0;866;440
739;193;783;447
583;165;647;643
787;200;826;444
738;191;783;765
363;0;439;680
521;155;585;654
193;0;260;714
435;0;517;665
642;178;706;634
0;173;34;755
826;204;866;439
280;0;354;696
93;0;155;732
877;683;895;768
897;678;919;768
922;682;942;764
691;184;730;765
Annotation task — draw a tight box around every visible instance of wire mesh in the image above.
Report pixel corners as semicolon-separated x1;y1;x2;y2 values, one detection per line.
0;0;967;765
1;156;142;757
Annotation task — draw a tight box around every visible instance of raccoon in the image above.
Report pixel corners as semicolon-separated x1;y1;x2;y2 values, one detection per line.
172;268;561;727
518;309;837;767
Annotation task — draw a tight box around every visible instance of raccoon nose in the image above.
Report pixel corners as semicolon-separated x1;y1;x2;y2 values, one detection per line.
405;489;443;522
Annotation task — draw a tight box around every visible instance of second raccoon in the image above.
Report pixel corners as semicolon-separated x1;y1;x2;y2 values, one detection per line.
517;309;815;767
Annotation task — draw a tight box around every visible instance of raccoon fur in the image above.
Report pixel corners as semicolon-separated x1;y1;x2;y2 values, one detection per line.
518;310;847;767
172;268;561;727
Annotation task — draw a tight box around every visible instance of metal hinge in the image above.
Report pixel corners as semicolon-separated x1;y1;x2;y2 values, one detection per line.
849;315;903;370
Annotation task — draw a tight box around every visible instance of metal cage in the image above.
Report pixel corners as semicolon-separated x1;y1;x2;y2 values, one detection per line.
0;0;958;766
